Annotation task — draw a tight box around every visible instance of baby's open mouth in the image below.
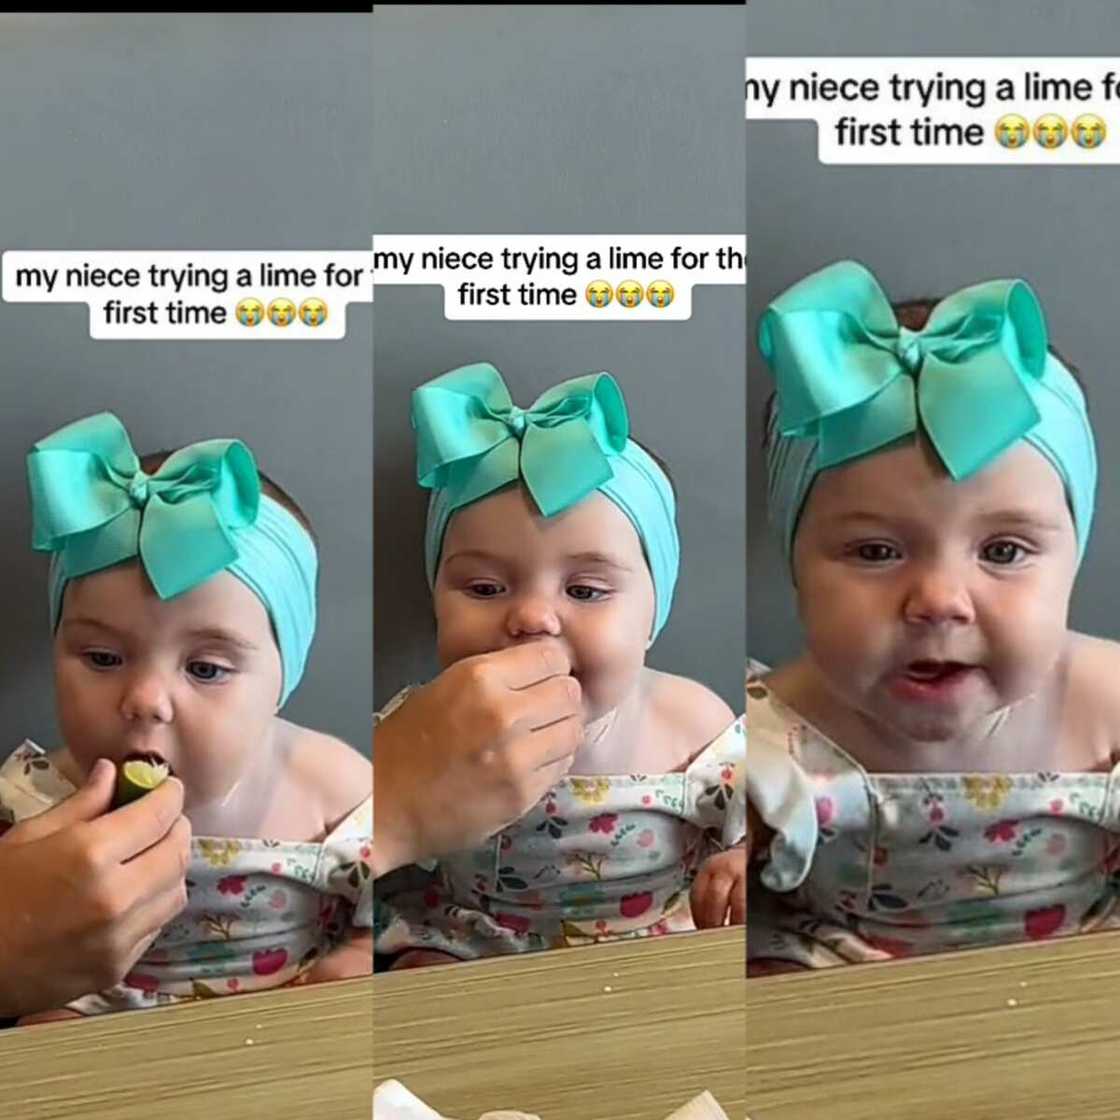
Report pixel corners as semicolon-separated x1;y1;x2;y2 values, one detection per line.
123;751;175;778
902;660;974;683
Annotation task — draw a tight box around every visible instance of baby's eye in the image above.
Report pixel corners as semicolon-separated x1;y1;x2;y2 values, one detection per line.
566;584;608;602
466;581;504;598
187;660;231;683
852;542;901;563
84;650;122;670
981;540;1027;566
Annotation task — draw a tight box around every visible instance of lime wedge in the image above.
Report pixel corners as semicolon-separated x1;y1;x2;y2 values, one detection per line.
113;758;170;808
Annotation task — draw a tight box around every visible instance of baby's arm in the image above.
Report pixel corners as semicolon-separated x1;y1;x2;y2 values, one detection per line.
303;930;373;983
17;1008;84;1026
690;842;747;928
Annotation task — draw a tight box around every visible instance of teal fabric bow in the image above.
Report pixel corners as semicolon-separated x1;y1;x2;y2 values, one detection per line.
759;260;1049;479
28;412;260;600
412;362;629;518
760;261;1096;564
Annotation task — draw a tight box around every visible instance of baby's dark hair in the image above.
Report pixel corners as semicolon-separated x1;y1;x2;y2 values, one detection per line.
139;450;316;543
631;438;676;498
761;296;1086;448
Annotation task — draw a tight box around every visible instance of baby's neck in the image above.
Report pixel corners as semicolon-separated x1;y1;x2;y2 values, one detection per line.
184;722;287;837
567;675;650;776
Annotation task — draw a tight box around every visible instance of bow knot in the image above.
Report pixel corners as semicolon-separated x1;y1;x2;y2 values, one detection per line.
411;363;629;518
758;260;1049;480
28;413;261;600
895;326;924;375
127;472;150;506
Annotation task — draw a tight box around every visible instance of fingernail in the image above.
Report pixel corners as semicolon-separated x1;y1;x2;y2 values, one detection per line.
89;758;113;782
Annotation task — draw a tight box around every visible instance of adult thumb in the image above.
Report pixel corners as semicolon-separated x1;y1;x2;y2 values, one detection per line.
4;758;116;844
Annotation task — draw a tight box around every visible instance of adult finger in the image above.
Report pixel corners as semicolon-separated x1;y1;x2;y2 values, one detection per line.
518;715;584;770
507;673;582;735
486;639;571;690
107;816;192;952
92;777;187;865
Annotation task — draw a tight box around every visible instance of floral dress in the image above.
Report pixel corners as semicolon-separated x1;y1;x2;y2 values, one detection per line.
374;715;746;958
746;676;1120;967
0;741;372;1014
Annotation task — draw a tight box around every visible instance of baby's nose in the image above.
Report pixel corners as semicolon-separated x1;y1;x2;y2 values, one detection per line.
505;594;562;639
902;566;975;626
120;669;174;724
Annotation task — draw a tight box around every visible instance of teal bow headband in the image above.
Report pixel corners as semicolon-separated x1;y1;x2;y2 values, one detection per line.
412;363;679;639
28;412;318;706
760;261;1097;565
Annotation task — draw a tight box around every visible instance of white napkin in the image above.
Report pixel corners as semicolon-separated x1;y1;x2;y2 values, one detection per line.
372;1081;540;1119
372;1080;731;1120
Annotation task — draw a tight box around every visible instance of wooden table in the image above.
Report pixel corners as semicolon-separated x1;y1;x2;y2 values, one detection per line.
373;928;746;1120
0;977;372;1120
745;929;1120;1119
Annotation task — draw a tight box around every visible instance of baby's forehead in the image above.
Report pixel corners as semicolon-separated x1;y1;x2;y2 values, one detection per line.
806;438;1070;524
60;563;273;641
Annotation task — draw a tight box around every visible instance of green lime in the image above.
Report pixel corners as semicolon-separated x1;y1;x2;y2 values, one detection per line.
113;758;170;808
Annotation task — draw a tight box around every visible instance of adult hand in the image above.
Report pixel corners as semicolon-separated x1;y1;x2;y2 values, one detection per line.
0;758;191;1018
373;639;582;875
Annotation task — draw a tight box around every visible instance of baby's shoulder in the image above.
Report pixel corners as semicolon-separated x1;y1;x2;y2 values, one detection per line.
644;669;737;753
1065;633;1120;766
279;722;372;832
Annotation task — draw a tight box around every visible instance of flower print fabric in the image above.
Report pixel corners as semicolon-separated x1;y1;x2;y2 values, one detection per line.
0;741;372;1014
746;674;1120;968
374;715;746;958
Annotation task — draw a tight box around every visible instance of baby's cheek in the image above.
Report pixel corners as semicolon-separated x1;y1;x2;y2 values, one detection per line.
572;612;647;714
181;711;255;800
55;674;111;760
434;600;499;668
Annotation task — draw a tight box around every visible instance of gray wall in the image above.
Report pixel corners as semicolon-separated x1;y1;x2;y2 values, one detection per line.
747;0;1120;665
371;5;747;712
0;15;372;754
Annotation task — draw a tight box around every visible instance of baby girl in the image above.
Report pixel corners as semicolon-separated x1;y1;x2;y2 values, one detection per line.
375;363;746;965
747;260;1120;970
3;412;372;1019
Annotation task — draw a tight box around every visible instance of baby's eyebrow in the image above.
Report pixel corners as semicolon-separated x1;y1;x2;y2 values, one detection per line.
442;548;634;571
441;548;501;566
185;627;259;651
827;509;1066;533
61;616;124;635
564;550;635;571
974;509;1067;533
61;617;258;650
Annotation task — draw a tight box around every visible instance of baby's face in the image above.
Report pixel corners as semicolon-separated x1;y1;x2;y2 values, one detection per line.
792;438;1079;746
54;562;283;811
434;485;656;721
